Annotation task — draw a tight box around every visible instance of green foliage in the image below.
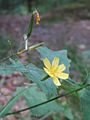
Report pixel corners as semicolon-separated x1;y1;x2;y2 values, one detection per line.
0;45;90;119
0;46;71;96
0;0;26;14
62;101;74;120
0;0;90;14
25;64;57;96
0;87;28;117
78;76;90;120
0;85;74;119
24;86;61;116
0;58;26;75
37;47;71;73
27;14;34;39
0;7;90;119
24;86;74;119
0;46;74;118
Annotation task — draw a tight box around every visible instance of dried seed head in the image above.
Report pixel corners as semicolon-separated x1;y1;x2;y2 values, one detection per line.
35;10;40;25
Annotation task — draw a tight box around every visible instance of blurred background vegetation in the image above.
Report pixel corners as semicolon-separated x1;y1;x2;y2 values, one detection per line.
0;0;90;14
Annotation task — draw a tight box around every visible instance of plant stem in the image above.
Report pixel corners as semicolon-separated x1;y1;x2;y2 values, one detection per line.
17;42;44;55
0;42;44;63
5;84;90;116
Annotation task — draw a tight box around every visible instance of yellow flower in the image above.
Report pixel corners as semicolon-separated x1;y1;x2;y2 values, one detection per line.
43;57;69;86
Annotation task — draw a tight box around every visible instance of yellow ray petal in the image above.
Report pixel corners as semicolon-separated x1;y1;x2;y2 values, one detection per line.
56;64;66;73
43;67;52;77
53;77;61;86
57;72;69;80
52;57;59;68
43;58;51;69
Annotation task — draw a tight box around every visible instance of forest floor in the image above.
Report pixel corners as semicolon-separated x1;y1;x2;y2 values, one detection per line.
0;13;90;51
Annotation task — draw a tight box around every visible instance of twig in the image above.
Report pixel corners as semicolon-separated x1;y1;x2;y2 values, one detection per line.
0;42;44;63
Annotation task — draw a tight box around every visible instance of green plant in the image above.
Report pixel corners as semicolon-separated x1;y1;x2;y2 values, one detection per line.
0;9;90;120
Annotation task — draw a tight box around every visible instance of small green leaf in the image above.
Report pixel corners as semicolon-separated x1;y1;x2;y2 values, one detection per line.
27;14;34;39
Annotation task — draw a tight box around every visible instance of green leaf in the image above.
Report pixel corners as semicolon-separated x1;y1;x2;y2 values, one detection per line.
36;47;71;73
0;64;15;75
0;106;3;113
0;59;26;75
62;101;74;120
0;87;28;118
61;78;80;92
23;86;63;116
36;47;80;93
0;85;73;119
25;47;71;96
25;64;57;96
78;76;90;120
23;86;74;119
9;58;26;72
27;14;34;39
36;46;72;92
52;113;61;120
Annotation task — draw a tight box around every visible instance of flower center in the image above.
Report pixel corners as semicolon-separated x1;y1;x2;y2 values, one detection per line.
50;68;56;77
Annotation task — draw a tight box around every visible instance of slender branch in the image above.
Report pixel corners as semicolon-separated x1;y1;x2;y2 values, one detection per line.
0;42;44;63
5;84;90;116
17;42;44;55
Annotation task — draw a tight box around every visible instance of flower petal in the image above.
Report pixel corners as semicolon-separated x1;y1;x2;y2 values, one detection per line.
43;67;52;77
52;57;59;68
56;64;66;73
57;72;69;80
53;77;61;86
43;57;51;69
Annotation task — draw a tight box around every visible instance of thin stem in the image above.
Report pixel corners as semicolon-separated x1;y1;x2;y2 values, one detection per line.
5;84;90;116
17;42;44;55
0;42;44;63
